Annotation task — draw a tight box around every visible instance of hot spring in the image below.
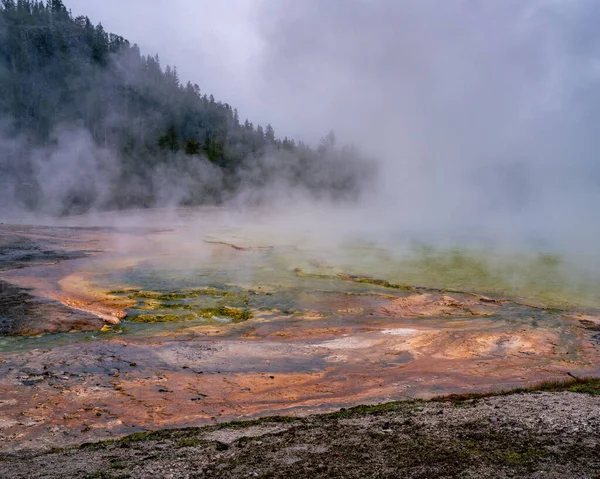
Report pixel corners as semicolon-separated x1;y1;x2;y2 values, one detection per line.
1;208;599;451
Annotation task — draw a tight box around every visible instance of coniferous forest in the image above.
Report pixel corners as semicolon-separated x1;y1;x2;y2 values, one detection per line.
0;0;370;215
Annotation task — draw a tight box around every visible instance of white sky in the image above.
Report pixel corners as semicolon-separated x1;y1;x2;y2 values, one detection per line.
67;0;270;134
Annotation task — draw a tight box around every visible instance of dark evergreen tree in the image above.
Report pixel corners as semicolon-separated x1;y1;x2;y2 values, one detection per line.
265;124;275;143
0;0;370;213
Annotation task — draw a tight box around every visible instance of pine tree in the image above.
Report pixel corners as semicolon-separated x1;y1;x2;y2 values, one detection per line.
158;124;179;152
265;124;275;143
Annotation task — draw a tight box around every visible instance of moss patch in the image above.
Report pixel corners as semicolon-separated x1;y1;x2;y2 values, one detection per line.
432;376;600;404
195;306;253;322
337;274;413;291
293;268;413;291
118;286;254;324
128;314;191;324
127;307;252;324
127;288;224;301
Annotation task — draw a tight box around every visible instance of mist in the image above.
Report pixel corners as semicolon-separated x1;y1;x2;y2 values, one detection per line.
3;0;600;259
249;0;600;251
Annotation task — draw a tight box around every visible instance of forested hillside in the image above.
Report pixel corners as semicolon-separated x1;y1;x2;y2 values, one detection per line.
0;0;370;214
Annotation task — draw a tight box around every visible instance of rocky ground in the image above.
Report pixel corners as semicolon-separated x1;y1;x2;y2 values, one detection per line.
0;380;598;479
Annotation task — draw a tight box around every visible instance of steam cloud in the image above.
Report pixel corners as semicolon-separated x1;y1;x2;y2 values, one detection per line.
252;0;600;250
3;0;600;256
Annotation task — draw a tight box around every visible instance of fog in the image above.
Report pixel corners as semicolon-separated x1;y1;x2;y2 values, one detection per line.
256;0;600;252
4;0;600;258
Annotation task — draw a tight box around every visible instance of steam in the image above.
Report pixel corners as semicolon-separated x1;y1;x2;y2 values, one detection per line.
247;0;600;256
0;123;225;218
3;0;600;261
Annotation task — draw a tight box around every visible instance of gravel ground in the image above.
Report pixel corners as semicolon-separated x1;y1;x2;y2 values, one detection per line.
0;389;598;478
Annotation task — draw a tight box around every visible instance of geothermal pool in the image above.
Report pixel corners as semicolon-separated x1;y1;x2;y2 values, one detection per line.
1;209;599;451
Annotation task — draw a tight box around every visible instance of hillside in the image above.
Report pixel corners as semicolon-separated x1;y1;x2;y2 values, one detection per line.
0;0;370;215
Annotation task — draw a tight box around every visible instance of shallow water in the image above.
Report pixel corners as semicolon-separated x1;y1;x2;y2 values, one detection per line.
0;209;599;451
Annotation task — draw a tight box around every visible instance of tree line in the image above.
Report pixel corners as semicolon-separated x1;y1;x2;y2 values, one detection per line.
0;0;371;214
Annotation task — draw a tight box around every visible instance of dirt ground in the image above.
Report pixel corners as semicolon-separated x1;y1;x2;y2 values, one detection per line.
0;386;598;478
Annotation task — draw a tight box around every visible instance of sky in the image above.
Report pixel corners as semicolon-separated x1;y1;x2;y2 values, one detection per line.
67;0;269;136
64;0;600;251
